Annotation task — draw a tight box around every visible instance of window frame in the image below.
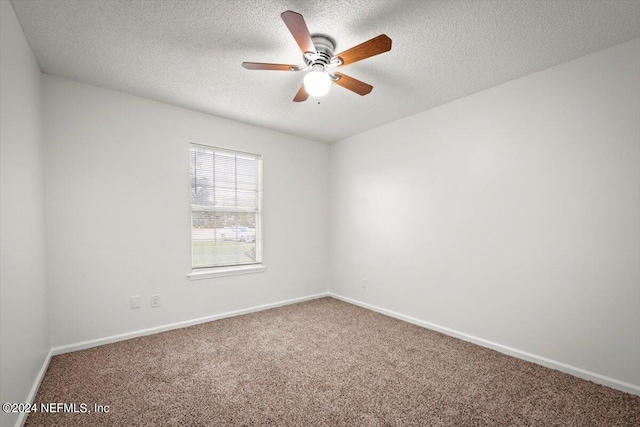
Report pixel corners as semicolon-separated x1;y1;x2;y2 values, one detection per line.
187;142;265;280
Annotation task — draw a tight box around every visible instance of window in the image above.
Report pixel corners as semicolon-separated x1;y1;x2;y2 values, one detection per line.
190;144;262;272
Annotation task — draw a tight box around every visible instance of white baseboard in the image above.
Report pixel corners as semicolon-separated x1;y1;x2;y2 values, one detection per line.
16;348;53;427
51;292;329;356
328;292;640;396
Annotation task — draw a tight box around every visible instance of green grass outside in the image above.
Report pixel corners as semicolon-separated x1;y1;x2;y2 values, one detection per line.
192;240;256;268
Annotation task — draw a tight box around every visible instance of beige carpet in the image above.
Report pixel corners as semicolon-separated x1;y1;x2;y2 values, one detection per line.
27;297;639;426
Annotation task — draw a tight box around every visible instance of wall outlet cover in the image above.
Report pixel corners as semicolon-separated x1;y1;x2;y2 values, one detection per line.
130;295;142;309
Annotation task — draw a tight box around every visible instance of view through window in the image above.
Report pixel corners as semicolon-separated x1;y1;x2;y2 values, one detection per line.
190;144;262;268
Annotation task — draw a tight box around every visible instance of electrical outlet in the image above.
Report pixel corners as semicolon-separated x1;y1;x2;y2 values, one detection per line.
130;295;141;309
151;294;160;308
361;278;368;289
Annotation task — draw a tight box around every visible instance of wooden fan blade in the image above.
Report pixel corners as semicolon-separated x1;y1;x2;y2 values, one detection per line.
281;11;316;54
333;73;373;96
333;34;392;66
293;84;309;102
242;62;298;71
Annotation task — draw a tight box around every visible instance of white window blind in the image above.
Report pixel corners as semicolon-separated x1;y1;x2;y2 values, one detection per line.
190;144;262;269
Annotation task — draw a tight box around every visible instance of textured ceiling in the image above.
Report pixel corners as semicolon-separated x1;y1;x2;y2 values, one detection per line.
9;0;640;143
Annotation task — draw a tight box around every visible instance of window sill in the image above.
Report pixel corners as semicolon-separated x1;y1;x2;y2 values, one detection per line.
187;264;266;280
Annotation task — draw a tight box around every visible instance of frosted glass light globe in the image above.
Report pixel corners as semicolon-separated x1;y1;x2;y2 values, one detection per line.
303;68;331;97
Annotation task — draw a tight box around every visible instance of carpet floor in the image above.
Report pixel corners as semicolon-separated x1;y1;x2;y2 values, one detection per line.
27;297;639;426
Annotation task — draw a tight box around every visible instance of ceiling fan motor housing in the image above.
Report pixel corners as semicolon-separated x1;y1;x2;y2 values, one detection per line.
305;34;336;67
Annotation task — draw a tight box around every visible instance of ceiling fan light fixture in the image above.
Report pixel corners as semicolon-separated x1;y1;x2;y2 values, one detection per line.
303;64;331;97
242;11;392;102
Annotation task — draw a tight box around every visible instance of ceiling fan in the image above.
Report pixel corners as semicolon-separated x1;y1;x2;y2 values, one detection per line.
242;11;392;102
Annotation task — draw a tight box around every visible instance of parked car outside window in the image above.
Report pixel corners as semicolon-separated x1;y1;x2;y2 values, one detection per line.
220;226;256;242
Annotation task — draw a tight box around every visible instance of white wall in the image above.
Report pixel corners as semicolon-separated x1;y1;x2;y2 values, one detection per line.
0;2;50;426
43;75;329;347
329;38;640;387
